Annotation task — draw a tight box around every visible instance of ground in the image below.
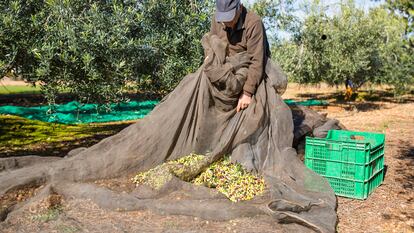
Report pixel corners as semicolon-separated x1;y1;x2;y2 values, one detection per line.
0;81;413;233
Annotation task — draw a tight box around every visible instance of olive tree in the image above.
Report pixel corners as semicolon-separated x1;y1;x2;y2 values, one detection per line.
0;0;212;104
272;0;413;93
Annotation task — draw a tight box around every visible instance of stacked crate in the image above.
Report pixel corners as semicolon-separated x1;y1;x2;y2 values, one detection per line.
305;130;385;199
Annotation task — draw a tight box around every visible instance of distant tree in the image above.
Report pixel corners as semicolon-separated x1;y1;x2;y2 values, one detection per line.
383;0;413;39
371;5;414;94
272;0;413;94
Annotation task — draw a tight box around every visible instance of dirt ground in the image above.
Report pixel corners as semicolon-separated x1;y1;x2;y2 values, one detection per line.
0;84;413;233
0;77;29;86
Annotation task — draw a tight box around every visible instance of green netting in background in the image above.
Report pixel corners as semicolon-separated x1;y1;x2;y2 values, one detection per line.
0;100;159;124
0;99;327;124
284;99;328;106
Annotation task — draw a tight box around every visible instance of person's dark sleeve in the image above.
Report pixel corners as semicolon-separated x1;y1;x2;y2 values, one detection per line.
243;20;266;96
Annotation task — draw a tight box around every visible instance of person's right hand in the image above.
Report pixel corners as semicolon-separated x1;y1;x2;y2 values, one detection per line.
236;93;252;112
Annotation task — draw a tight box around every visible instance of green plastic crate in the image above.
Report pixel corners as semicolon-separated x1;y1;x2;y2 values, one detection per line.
305;130;385;199
325;169;384;199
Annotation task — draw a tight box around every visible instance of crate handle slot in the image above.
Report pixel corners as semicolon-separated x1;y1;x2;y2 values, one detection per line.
350;135;365;141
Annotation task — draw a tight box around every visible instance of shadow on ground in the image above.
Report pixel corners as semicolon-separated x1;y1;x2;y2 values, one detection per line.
297;89;413;112
0;116;132;158
0;92;149;157
381;140;414;229
395;141;414;194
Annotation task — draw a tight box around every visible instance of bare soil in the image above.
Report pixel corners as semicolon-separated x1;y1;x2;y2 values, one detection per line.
0;77;32;86
0;84;413;233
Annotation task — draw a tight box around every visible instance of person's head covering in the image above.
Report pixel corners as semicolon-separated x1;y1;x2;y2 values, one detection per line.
215;0;240;22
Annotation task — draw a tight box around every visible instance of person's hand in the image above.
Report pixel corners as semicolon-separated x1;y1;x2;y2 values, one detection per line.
236;93;252;112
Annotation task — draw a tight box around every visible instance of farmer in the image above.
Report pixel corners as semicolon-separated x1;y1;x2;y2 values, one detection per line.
210;0;270;112
345;78;354;101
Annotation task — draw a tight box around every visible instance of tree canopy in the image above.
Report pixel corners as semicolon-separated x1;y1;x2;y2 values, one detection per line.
0;0;412;105
271;0;413;93
0;0;212;104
